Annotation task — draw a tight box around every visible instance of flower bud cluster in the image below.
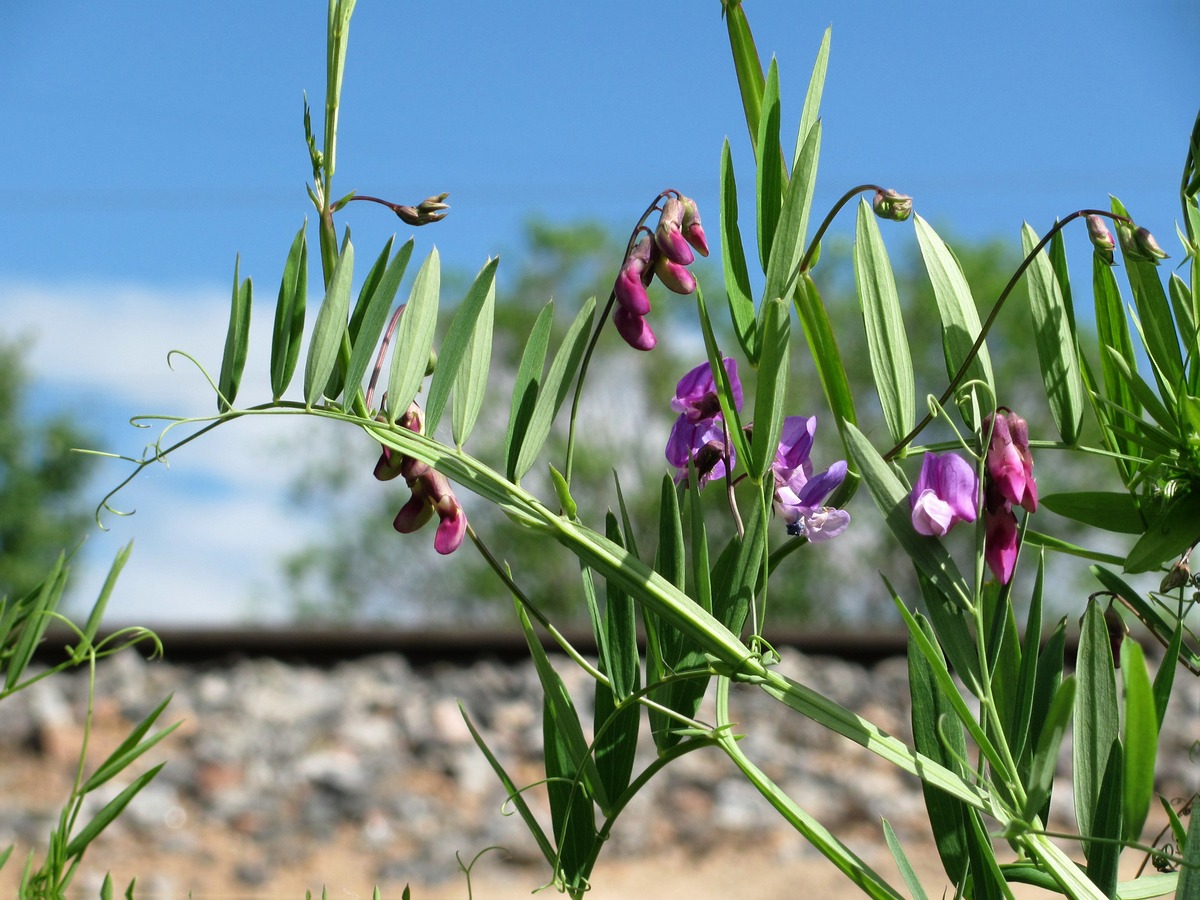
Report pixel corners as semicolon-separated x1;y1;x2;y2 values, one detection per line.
1115;221;1169;264
395;193;450;226
613;193;708;351
373;404;466;554
981;408;1036;584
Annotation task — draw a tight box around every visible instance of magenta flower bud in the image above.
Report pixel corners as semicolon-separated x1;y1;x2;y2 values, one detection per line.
612;306;657;351
393;491;434;534
655;197;695;266
1085;214;1116;266
433;505;466;555
374;447;405;481
679;195;709;257
872;189;913;222
614;234;655;316
985;505;1019;584
910;452;979;537
653;254;697;295
983;410;1036;512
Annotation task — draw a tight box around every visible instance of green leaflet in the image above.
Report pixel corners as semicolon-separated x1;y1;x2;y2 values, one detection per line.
505;301;555;483
1021;222;1084;445
1092;250;1141;478
424;257;498;444
794;274;857;453
1074;599;1121;863
755;59;785;274
304;234;353;408
1124;486;1200;573
855;199;915;447
511;296;595;482
720;139;757;362
1119;640;1157;846
913;215;994;425
342;237;413;411
218;255;252;413
794;27;830;176
763;119;821;313
1038;491;1146;534
386;247;440;422
270;223;308;401
1021;675;1074;827
722;0;767;153
749;296;790;481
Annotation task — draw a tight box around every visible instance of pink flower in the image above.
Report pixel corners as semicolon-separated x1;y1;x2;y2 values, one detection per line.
984;410;1036;513
910;452;979;537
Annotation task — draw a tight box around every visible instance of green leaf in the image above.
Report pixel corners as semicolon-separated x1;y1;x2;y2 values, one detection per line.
386;247;440;421
304;235;353;407
795;27;830;173
1179;796;1200;900
460;705;555;867
1027;617;1067;823
1074;599;1121;861
720;140;757;363
755;59;784;273
1168;272;1196;367
65;764;165;859
1039;491;1146;534
1119;639;1157;845
709;489;765;638
270;222;309;400
907;614;970;887
1152;623;1182;731
512;296;595;481
1085;738;1123;895
218;256;252;413
795;274;858;451
4;557;65;693
855;199;915;446
914;216;994;425
82;695;178;793
342;237;413;410
1021;222;1084;444
1092;252;1141;476
763;120;821;310
1124;487;1200;573
505;301;555;483
749;297;790;481
723;0;767;153
882;818;929;900
81;543;133;650
1021;675;1075;825
601;513;639;702
424;257;498;442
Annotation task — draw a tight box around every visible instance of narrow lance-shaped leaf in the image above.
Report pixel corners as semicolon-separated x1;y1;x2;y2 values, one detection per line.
855;199;915;446
270;223;308;400
451;261;497;448
795;274;858;454
505;301;555;483
749;296;790;481
720;139;757;363
304;234;353;408
755;58;785;274
914;216;994;426
764;119;821;311
218;255;252;412
1119;639;1157;845
512;296;595;481
1021;675;1075;826
422;257;497;443
386;247;440;422
1092;249;1141;478
794;26;830;173
342;237;413;409
723;0;766;152
1073;598;1121;861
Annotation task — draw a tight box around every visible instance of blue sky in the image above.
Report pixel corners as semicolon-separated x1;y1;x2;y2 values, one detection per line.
1;2;1197;625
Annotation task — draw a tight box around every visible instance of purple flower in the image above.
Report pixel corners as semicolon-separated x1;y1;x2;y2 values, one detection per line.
614;234;656;317
671;358;742;422
666;415;735;486
910;452;979;537
655;197;695;266
771;416;850;542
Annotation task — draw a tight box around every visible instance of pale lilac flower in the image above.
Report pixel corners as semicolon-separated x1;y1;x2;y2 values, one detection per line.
910;452;979;537
771;416;850;541
666;416;735;486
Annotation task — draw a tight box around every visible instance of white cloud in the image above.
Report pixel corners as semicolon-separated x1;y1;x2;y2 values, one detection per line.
2;277;355;626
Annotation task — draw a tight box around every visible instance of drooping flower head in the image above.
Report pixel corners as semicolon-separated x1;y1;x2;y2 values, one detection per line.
772;416;850;542
909;451;980;537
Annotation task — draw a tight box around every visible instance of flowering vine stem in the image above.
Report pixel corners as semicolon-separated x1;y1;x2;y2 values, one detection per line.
796;183;886;277
561;191;677;486
881;209;1134;462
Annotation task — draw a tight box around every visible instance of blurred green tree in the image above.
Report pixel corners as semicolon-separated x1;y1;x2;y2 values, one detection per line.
0;341;97;598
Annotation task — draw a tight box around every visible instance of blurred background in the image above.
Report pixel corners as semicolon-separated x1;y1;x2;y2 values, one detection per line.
1;1;1197;630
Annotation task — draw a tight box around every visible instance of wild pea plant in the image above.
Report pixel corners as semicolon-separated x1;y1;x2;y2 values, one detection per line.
0;546;175;896
99;1;1200;896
